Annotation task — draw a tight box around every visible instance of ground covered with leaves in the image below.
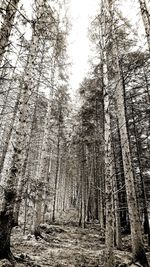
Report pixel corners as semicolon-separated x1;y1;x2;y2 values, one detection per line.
11;223;107;267
0;211;150;267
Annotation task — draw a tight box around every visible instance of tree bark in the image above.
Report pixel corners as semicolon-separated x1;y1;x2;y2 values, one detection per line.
138;0;150;51
130;95;150;246
107;0;149;265
0;92;20;177
0;189;16;265
101;2;114;264
0;0;20;66
52;107;61;222
0;0;46;261
110;122;123;249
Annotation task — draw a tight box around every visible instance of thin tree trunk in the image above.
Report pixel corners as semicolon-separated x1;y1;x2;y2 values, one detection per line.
14;39;46;225
0;0;20;65
0;92;20;176
85;159;93;222
52;107;61;222
0;0;46;261
0;39;23;127
138;0;150;51
34;50;59;231
101;1;114;266
13;102;37;225
43;149;53;223
130;95;150;245
23;186;28;235
112;137;122;250
103;70;114;266
81;142;86;228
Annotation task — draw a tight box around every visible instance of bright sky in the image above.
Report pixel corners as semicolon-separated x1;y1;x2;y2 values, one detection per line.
68;0;99;91
68;0;145;92
21;0;145;93
20;0;99;92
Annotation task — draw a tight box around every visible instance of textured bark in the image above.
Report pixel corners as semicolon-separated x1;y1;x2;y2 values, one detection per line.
94;98;101;221
138;0;150;51
111;128;122;249
34;99;53;227
81;142;86;228
42;150;53;223
52;107;61;222
103;62;114;266
0;0;20;65
107;0;149;265
14;40;46;226
0;0;46;261
0;41;23;128
0;190;16;265
13;103;37;225
23;186;28;235
113;119;128;231
113;160;122;250
130;96;150;245
114;37;149;267
33;8;59;228
101;2;114;264
0;92;20;176
93;144;98;220
0;79;30;261
85;159;93;222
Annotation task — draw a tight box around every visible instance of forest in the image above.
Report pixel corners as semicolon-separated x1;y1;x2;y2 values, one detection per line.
0;0;150;266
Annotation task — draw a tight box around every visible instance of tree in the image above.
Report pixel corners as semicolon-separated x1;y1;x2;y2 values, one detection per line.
34;12;69;232
0;0;50;263
50;85;70;217
100;2;114;266
138;0;150;51
105;0;149;265
0;0;20;65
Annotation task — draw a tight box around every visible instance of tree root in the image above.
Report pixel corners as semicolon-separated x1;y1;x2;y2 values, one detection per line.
0;251;17;267
8;255;16;267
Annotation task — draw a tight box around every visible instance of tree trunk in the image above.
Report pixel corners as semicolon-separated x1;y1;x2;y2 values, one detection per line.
52;107;61;222
130;96;150;245
0;0;46;261
85;158;93;222
107;0;149;265
81;142;86;228
0;0;20;66
138;0;150;51
115;62;148;266
103;69;114;266
0;92;20;176
0;189;16;265
111;123;122;249
13;102;37;225
14;39;46;225
43;149;53;223
23;186;28;235
112;151;122;250
0;40;23;128
101;8;114;267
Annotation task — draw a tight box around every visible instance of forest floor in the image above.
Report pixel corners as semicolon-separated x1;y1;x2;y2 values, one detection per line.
1;210;150;267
